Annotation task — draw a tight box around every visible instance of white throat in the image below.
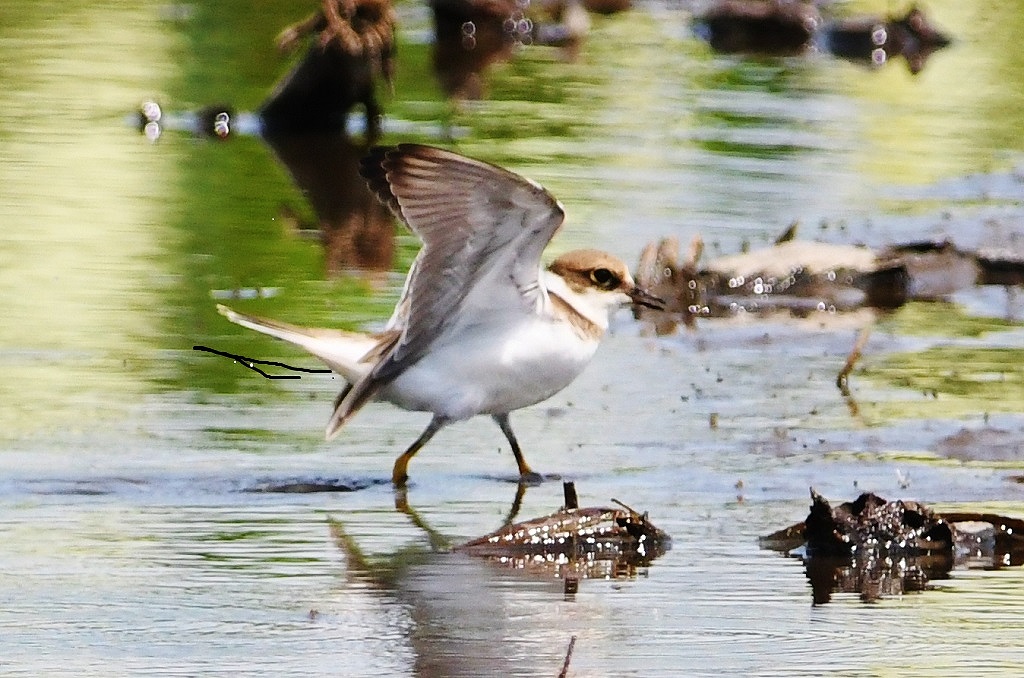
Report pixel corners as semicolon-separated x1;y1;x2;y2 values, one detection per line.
541;269;624;331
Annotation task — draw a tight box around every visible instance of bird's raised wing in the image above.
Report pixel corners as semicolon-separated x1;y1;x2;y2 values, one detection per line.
325;144;565;438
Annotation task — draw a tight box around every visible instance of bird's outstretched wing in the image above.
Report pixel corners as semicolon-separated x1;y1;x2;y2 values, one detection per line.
325;144;565;438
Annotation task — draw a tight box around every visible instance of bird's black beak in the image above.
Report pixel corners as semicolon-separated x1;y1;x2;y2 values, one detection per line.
627;285;666;311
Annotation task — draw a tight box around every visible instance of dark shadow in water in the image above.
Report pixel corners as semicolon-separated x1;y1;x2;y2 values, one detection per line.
760;489;1024;605
4;474;389;498
245;476;390;493
692;2;952;74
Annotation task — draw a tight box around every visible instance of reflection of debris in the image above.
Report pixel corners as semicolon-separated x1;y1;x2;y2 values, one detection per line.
693;2;951;73
246;476;387;492
455;482;671;581
430;0;594;101
824;6;952;75
135;102;241;140
693;0;821;56
259;3;400;276
262;0;397;136
326;483;606;673
262;132;396;277
760;489;1024;604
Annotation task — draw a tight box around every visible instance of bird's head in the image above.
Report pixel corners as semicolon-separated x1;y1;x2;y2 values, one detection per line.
548;249;665;314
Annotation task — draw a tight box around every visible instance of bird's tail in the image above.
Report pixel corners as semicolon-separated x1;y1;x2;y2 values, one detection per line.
216;304;378;385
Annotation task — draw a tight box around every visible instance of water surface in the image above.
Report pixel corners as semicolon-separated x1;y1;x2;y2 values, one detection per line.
1;0;1023;675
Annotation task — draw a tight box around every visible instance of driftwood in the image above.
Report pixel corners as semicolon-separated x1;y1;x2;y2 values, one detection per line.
634;232;1024;389
455;482;670;581
761;489;1024;604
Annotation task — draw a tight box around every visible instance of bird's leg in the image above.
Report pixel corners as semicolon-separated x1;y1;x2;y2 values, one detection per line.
393;415;447;487
503;481;528;526
492;414;543;485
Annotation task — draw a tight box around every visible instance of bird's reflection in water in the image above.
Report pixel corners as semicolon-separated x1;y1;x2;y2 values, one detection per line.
327;482;667;674
329;484;566;676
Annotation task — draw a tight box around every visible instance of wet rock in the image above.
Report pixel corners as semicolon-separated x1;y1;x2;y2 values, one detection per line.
976;249;1024;287
875;240;979;300
635;229;1023;390
634;234;904;333
761;489;1024;603
800;489;953;558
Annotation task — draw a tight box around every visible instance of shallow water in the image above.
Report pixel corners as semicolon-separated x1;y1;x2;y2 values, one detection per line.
2;0;1024;675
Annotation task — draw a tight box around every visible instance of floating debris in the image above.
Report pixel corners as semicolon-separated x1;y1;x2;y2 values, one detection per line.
693;2;951;73
429;0;591;101
455;481;671;580
634;231;1024;387
761;489;1024;604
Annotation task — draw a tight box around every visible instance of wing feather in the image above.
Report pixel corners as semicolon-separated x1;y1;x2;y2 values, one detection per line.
324;144;564;438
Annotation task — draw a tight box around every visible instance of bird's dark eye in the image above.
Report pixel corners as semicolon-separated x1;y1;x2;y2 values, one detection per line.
590;268;617;288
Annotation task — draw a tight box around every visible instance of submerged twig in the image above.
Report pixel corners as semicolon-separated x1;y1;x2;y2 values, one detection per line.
610;497;641;517
558;635;577;678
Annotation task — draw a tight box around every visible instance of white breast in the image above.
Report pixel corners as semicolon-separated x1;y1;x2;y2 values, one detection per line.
379;312;600;421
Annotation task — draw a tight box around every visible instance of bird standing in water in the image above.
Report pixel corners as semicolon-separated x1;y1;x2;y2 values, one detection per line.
219;144;662;486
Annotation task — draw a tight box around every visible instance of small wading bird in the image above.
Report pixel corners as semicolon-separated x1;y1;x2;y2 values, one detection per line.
219;144;662;486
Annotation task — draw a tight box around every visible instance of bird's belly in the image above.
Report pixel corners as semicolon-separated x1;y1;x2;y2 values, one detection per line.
379;319;598;420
